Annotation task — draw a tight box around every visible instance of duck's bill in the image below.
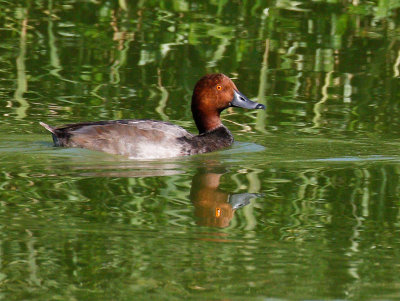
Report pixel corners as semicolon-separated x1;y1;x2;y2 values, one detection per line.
228;193;263;210
230;90;265;110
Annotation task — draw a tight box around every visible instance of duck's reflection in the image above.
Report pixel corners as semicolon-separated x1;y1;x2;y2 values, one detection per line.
190;169;262;228
73;159;262;228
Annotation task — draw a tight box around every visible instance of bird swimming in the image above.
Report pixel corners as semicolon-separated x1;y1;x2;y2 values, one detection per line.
40;73;265;159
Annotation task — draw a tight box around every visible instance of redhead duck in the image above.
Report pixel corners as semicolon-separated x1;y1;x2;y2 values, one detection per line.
40;73;265;159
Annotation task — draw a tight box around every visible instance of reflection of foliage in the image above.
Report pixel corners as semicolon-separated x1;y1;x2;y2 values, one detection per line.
1;158;400;299
265;0;400;137
1;0;400;136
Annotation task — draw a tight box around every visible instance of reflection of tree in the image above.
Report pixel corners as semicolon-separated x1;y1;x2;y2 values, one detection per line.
264;1;400;136
2;0;400;135
1;158;400;298
14;6;29;119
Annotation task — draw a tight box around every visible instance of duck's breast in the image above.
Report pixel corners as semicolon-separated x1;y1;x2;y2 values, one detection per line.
58;120;194;159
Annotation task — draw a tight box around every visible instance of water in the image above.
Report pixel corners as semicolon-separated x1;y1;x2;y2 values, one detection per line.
2;0;400;300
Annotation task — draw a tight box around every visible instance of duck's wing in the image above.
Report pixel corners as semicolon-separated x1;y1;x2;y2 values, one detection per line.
40;120;194;159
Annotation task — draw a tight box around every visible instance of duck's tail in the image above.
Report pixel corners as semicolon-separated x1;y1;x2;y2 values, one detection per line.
39;122;63;146
39;122;56;134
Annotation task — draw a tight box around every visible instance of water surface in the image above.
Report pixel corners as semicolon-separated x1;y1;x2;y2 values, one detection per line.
1;0;400;300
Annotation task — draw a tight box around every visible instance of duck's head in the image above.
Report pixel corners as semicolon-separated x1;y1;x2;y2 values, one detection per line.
191;73;265;134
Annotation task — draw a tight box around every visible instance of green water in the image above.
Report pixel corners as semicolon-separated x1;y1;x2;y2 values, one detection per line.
2;0;400;300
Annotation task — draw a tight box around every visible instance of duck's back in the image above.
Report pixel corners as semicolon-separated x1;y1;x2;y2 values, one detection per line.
42;120;194;159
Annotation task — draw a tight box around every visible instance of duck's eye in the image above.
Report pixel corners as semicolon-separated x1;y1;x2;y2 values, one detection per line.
216;85;222;91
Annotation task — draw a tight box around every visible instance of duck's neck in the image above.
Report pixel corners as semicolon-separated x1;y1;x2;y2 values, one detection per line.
183;125;234;155
198;126;234;151
192;108;222;134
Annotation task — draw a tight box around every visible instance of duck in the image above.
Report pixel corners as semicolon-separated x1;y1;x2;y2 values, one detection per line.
40;73;265;159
